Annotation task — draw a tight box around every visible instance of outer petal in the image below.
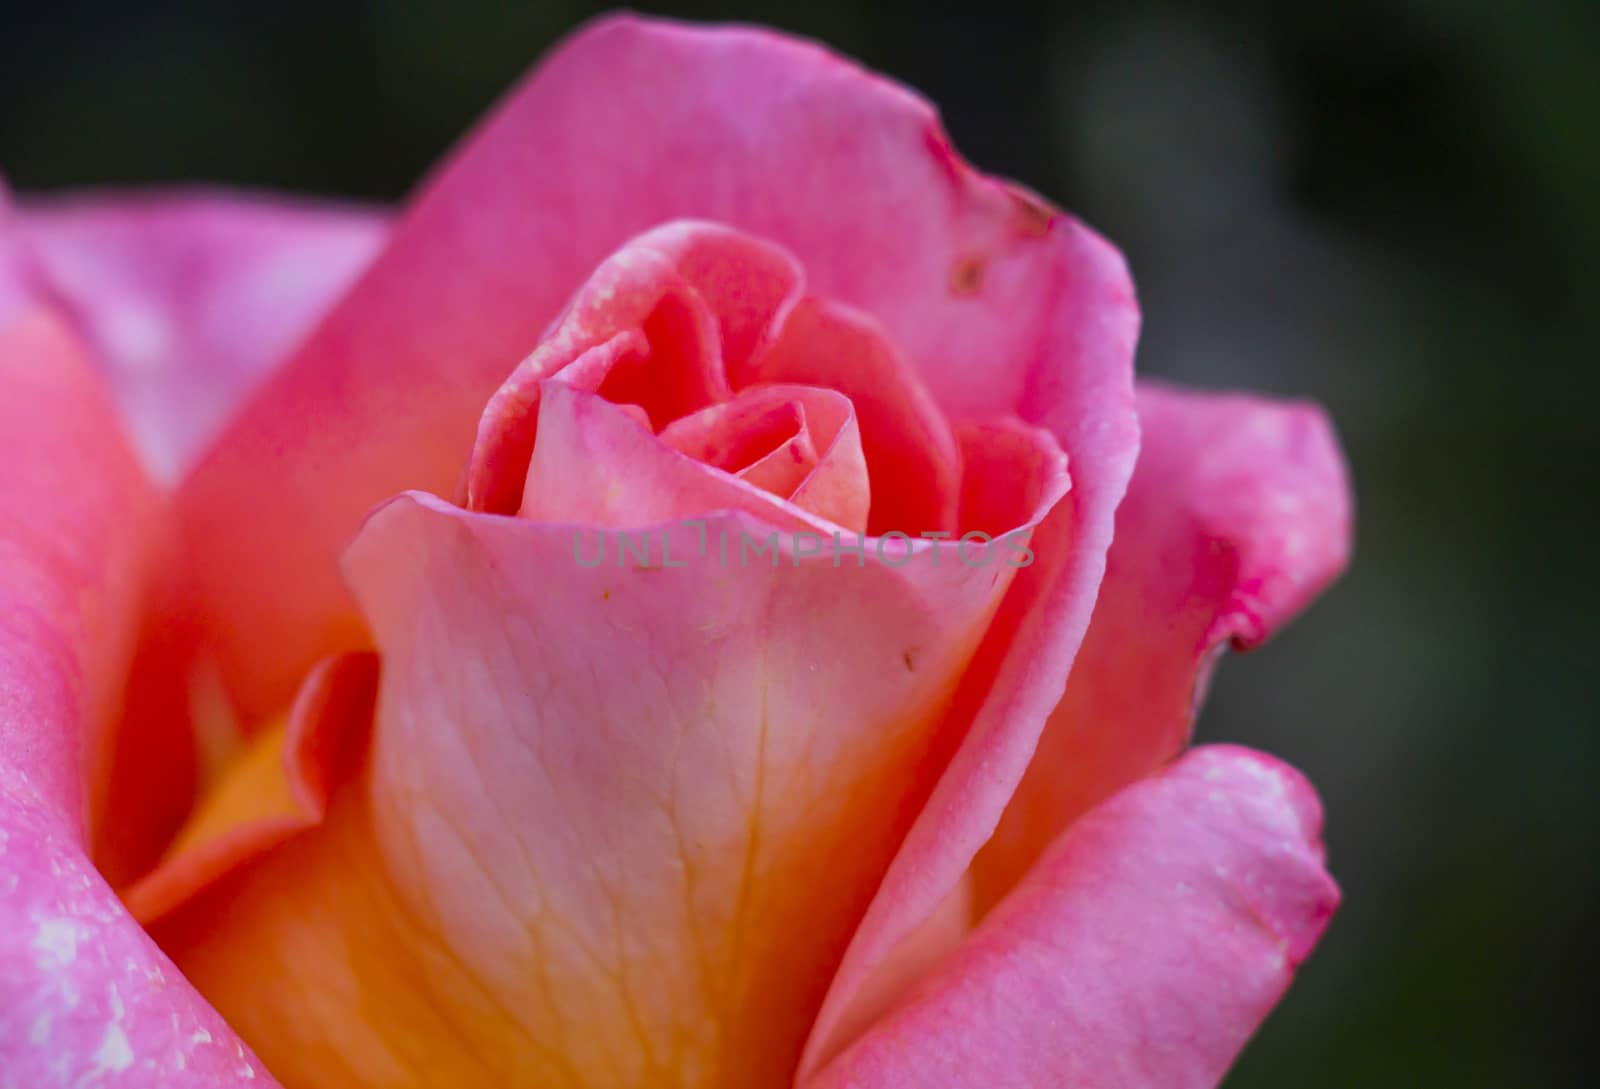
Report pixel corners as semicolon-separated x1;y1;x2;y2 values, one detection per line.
0;312;152;839
0;313;277;1087
19;189;387;481
12;191;385;878
0;187;44;327
804;746;1339;1089
972;382;1353;912
175;12;1130;718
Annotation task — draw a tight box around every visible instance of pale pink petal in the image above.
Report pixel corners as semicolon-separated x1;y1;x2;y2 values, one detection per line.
804;745;1339;1089
973;382;1353;911
19;189;387;481
349;498;1011;1083
0;312;278;1087
175;13;1132;719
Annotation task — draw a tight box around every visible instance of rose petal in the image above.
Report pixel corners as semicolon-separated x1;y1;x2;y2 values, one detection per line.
804;415;1077;1048
0;796;286;1088
657;384;869;531
972;382;1353;913
803;746;1339;1089
741;296;960;535
175;13;1124;719
816;877;976;1065
3;186;194;884
799;187;1139;1074
661;397;819;484
0;312;278;1088
153;488;1047;1087
18;189;387;482
0;184;383;881
123;652;378;925
955;417;1076;539
0;312;154;851
521;383;834;533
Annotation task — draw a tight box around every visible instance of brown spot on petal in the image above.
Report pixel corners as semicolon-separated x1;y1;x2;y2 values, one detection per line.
949;255;985;296
902;647;919;672
1010;188;1057;238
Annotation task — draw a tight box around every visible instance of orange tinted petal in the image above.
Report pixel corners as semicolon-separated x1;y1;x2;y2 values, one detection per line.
150;486;1052;1088
126;652;377;924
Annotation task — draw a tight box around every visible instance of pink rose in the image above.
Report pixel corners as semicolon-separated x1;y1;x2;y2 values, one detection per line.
0;15;1352;1089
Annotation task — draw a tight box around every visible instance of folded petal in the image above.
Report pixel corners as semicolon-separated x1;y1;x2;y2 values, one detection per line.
0;312;277;1087
973;382;1353;912
520;383;833;533
153;490;1053;1088
800;194;1139;1073
805;745;1339;1089
602;383;871;533
123;652;378;925
18;189;387;482
741;296;960;535
472;220;924;537
175;13;1127;719
467;222;786;517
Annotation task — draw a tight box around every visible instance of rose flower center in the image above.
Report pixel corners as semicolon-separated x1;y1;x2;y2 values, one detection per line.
462;220;1028;542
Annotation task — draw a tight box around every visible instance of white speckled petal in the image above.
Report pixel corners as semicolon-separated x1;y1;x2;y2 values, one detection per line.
0;313;281;1087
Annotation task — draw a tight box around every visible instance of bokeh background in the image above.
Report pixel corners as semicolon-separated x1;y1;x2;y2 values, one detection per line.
3;2;1595;1086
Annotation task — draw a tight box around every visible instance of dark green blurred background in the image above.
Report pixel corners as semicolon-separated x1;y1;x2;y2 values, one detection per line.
4;2;1595;1085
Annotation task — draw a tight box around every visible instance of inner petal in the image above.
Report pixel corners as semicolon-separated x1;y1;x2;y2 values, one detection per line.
467;235;737;513
657;384;870;532
520;382;826;533
592;285;725;430
465;220;967;542
659;398;812;479
739;296;962;538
